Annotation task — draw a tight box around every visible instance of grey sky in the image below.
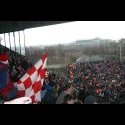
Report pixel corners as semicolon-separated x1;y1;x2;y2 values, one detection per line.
25;21;125;46
1;21;125;47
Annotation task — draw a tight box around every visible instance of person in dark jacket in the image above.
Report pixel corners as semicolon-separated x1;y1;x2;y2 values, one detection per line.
84;95;97;104
0;53;18;101
56;84;73;104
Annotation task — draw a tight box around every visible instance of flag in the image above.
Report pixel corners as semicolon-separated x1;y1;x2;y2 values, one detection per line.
17;53;48;104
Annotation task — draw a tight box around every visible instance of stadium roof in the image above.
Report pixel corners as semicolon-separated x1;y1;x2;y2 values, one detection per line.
0;21;71;34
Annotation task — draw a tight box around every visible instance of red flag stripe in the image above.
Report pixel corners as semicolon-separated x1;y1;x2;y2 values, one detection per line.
17;53;48;103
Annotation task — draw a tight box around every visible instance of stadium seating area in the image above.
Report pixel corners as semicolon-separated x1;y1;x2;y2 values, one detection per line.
1;44;125;104
0;44;33;82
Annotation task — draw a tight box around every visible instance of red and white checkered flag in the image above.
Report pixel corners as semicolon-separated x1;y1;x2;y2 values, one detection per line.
16;53;48;104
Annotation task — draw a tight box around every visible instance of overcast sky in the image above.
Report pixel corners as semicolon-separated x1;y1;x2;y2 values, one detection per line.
1;21;125;47
25;21;125;46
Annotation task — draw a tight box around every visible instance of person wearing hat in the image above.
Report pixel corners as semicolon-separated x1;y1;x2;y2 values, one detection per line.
0;52;18;102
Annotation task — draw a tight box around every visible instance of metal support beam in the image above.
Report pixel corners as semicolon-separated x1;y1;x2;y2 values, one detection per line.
4;33;6;47
13;32;16;52
18;31;21;55
0;37;1;45
23;30;26;55
8;33;11;50
120;41;122;62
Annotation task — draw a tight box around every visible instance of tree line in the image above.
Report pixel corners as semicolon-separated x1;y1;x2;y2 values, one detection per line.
25;39;125;65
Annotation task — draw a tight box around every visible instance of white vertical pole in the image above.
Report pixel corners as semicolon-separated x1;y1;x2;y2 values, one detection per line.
120;40;122;62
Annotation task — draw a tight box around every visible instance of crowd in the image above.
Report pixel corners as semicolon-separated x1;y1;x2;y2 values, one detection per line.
0;45;33;104
9;52;32;82
1;44;125;104
0;45;32;82
41;60;125;104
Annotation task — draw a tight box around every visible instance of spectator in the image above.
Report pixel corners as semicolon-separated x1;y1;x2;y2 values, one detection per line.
56;84;73;104
63;94;74;104
0;52;18;101
84;95;97;104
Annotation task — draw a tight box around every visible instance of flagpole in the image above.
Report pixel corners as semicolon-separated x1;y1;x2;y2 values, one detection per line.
18;31;21;55
13;32;16;52
120;40;122;62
